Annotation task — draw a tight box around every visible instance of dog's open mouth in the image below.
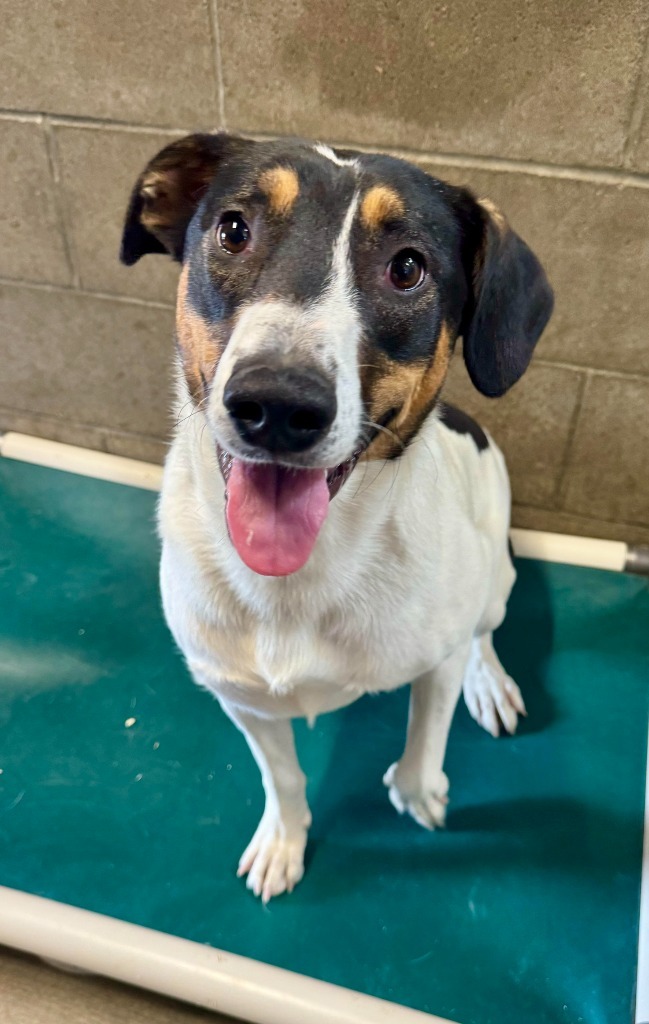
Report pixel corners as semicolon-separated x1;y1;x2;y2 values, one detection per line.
217;446;363;577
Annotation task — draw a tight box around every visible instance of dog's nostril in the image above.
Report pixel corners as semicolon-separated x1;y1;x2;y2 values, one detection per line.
287;408;326;434
230;400;265;426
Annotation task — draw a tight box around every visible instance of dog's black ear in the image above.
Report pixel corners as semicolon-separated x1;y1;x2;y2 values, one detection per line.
120;133;245;266
457;195;554;397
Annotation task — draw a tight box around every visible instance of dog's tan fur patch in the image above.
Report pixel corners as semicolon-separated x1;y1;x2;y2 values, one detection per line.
175;264;226;403
362;325;452;460
259;167;300;216
360;185;405;231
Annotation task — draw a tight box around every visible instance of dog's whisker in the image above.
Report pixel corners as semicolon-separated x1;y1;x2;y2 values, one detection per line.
363;419;405;450
410;433;440;486
349;455;373;502
175;395;210;428
174;398;195;427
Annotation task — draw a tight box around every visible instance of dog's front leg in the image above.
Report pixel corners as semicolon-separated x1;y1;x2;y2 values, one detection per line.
220;702;311;902
383;643;470;829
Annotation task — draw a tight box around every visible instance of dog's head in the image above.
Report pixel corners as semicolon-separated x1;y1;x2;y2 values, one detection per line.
121;134;553;576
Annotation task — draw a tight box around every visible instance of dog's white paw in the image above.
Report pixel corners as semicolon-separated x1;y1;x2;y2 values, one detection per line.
463;657;526;737
383;763;449;830
237;811;309;903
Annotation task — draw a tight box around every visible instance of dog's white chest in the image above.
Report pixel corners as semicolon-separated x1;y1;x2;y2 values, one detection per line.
254;606;440;694
159;414;510;717
162;535;474;720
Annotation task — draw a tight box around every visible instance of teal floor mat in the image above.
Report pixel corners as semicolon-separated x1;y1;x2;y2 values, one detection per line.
0;456;647;1024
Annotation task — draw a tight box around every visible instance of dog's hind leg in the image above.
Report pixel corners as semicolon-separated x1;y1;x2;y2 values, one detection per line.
383;643;470;829
462;633;526;738
220;702;311;903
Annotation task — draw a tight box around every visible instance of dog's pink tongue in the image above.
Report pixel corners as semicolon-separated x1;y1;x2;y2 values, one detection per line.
226;460;329;576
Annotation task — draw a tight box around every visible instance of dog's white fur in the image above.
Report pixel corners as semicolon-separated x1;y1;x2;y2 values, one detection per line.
159;379;523;901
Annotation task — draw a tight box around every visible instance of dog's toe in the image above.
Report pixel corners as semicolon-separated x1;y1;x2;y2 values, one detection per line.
260;846;304;903
238;815;307;902
407;795;448;830
383;763;449;829
464;659;526;737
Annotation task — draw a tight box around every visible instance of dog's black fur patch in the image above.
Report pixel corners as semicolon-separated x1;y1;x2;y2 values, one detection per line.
438;403;489;452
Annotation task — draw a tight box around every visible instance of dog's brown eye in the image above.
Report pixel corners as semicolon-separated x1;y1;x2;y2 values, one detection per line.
388;249;426;291
217;213;250;254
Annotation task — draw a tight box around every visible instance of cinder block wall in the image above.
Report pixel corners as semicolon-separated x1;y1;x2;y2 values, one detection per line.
2;0;648;543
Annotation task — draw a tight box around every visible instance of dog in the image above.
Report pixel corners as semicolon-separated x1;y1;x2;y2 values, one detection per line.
120;133;553;903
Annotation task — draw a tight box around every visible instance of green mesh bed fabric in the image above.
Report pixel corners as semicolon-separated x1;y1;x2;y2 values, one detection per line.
0;456;647;1024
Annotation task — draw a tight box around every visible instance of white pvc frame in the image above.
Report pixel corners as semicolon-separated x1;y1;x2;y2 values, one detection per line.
0;887;451;1024
0;432;163;491
0;432;646;1024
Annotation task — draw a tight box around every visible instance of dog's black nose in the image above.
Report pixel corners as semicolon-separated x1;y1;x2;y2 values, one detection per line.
223;364;337;454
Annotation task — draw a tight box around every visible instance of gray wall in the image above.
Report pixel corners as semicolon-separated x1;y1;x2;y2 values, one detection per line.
1;0;648;543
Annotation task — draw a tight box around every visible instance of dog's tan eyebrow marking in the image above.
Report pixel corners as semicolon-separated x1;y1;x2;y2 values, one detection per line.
360;185;405;231
258;167;300;216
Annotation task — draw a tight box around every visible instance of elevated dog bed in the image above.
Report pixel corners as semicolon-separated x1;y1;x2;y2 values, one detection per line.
0;437;647;1024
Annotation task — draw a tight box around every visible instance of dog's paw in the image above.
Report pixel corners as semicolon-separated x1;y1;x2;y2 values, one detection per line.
463;658;526;738
237;812;309;903
383;763;449;830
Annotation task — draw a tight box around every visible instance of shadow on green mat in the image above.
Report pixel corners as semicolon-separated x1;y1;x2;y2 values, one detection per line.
500;558;556;733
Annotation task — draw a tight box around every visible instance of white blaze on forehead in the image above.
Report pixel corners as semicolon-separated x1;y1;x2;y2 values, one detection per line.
313;142;359;171
303;189;360;336
301;191;363;462
324;190;359;311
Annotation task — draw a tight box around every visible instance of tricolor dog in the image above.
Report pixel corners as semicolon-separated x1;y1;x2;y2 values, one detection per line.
121;134;553;903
